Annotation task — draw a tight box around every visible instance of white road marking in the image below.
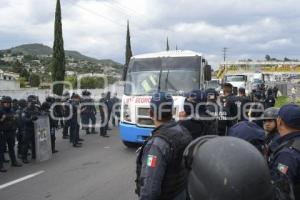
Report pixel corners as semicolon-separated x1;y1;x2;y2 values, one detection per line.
0;170;45;190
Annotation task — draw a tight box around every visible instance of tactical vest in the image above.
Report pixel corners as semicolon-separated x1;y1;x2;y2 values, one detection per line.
135;122;192;200
269;136;300;199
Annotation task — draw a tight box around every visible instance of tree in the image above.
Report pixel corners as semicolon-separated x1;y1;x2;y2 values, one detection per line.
51;0;65;96
125;20;133;66
29;74;41;87
265;55;271;61
166;37;170;51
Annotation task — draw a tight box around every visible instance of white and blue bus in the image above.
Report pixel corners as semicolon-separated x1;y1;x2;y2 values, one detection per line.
120;50;211;147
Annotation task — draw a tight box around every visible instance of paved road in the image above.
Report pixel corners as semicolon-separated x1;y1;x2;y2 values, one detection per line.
0;127;139;200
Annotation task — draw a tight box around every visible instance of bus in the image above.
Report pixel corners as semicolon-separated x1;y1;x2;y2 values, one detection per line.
120;50;210;147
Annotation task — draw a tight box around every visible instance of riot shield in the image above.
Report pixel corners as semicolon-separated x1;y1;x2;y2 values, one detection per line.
34;115;52;162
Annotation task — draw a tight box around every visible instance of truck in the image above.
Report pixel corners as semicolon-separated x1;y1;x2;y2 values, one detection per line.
120;50;211;147
223;74;248;94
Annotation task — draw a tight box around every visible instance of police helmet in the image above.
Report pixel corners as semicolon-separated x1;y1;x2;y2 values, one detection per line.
205;88;218;101
184;136;274;200
41;102;51;111
2;96;12;103
27;95;37;103
82;90;91;96
18;99;27;108
262;107;279;120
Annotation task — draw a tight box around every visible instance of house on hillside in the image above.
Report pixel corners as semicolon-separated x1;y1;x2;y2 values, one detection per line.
0;70;20;90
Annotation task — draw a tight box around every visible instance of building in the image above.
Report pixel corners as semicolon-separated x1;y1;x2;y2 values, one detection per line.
0;70;20;90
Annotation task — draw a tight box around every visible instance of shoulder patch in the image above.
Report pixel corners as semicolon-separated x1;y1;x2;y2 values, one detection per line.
277;163;289;174
147;155;157;168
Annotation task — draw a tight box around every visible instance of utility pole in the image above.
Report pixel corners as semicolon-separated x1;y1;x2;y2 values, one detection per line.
222;47;228;62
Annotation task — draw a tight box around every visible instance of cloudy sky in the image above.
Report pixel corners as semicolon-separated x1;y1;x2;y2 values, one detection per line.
1;0;300;68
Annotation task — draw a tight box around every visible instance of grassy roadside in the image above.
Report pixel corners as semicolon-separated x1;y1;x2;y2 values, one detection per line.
275;96;300;108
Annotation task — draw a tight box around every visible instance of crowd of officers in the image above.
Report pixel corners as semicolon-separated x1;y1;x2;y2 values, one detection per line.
0;90;121;173
135;83;300;200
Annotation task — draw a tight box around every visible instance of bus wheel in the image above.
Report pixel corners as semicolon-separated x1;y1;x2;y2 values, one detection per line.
123;141;140;148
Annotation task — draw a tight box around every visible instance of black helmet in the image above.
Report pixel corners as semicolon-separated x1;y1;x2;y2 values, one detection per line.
27;95;37;103
82;90;91;96
18;99;27;108
41;102;51;111
263;107;279;120
184;136;274;200
2;96;12;103
205;88;218;101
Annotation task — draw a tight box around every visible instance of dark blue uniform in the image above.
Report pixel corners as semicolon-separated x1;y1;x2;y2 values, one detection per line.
269;132;300;198
70;100;81;146
228;121;265;152
136;121;192;200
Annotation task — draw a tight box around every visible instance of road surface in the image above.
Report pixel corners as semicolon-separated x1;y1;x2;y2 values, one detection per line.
0;127;139;200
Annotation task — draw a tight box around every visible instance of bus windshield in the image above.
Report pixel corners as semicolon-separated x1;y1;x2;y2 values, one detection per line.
124;57;201;95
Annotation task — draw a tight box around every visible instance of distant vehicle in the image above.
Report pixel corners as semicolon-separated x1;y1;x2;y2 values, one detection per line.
223;75;248;94
206;79;221;93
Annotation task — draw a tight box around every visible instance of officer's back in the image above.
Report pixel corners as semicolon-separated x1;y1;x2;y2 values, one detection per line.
135;92;192;200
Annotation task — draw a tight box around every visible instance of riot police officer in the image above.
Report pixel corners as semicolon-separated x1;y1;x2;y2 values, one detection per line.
16;99;27;158
81;90;97;134
263;107;280;158
111;92;121;127
22;95;40;163
62;91;71;139
0;96;22;167
69;94;82;147
135;92;192;200
265;88;276;109
228;121;265;153
184;136;274;200
220;83;238;132
269;104;300;199
236;87;251;121
180;89;218;139
99;92;112;137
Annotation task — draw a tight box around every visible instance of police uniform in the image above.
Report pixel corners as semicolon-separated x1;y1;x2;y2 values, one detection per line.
0;96;22;167
268;104;300;199
180;89;218;139
81;92;97;134
111;95;121;127
228;121;265;153
136;121;192;200
69;97;81;147
22;98;40;163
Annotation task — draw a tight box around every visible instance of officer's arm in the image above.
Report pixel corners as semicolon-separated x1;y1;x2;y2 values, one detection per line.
139;138;170;200
271;151;299;185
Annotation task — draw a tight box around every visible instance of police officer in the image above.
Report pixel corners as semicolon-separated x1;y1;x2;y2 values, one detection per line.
99;92;111;137
135;92;192;200
269;104;300;199
111;92;121;127
263;107;280;158
69;94;82;147
180;89;218;139
265;88;276;109
235;87;251;121
16;99;27;158
228;121;265;153
81;90;97;134
62;91;71;139
249;92;265;128
220;83;238;131
0;96;22;167
184;136;274;200
22;95;40;163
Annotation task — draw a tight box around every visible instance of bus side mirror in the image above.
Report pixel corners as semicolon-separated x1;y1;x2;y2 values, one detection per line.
204;65;212;81
122;64;128;81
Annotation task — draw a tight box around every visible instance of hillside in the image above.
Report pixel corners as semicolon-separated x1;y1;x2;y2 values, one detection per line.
2;43;121;67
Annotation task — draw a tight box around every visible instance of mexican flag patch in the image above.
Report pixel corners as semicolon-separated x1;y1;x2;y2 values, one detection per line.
277;163;289;174
147;155;157;168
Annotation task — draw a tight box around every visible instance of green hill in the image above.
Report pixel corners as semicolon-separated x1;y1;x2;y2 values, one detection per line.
2;43;121;67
